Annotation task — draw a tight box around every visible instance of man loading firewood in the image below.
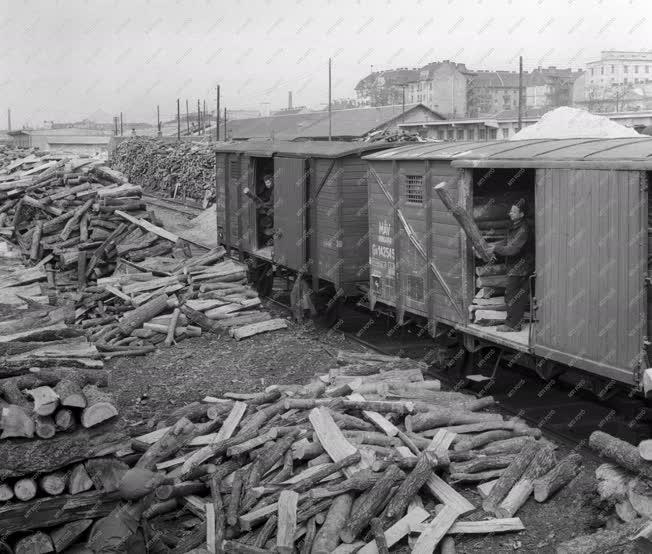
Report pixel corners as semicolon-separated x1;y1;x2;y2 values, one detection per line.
485;198;534;332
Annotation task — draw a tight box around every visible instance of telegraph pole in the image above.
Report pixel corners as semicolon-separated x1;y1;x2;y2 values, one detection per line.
157;105;161;136
120;112;123;136
113;116;119;136
224;107;227;140
177;99;181;140
185;99;190;135
197;100;201;134
7;109;11;132
328;57;332;141
217;86;222;141
203;99;207;132
517;56;523;132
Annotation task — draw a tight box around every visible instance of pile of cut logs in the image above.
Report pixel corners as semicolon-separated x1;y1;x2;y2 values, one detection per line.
553;431;652;553
112;137;215;204
0;152;287;359
0;349;582;552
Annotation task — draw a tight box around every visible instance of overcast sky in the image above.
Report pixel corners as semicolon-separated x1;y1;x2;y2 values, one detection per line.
1;0;650;127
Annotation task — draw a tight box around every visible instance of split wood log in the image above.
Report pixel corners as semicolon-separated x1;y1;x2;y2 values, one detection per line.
276;490;299;554
209;473;226;554
476;436;535;456
231;318;288;340
301;515;317;554
406;409;502;432
411;504;459;554
116;293;170;337
495;446;556;517
369;518;389;554
253;514;278;548
633;521;652;552
449;454;516;475
357;507;430;554
533;453;582;502
0;483;13;502
0;405;34;438
25;386;59;416
589;430;652;481
68;463;94;494
164;307;181;347
155;480;208;500
340;464;404;543
312;493;353;554
54;408;75;431
14;478;38;501
639;439;652;461
309;407;360;477
482;441;540;513
423;473;475;515
39;471;67;496
449;469;507;483
628;477;652;520
80;384;118;428
380;451;435;526
49;519;93;552
227;469;244;527
435;182;492;262
34;415;56;438
180;304;224;334
14;532;54;554
54;378;86;408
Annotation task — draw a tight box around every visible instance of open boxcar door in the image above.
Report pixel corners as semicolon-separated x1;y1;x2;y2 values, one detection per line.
533;169;647;385
272;156;308;271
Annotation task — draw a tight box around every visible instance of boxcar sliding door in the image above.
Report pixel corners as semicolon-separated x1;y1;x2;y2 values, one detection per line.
534;168;647;385
273;156;308;271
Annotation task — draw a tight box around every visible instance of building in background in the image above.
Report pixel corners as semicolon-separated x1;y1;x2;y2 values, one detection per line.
466;71;521;116
354;68;419;107
7;128;111;154
398;108;652;140
405;61;470;117
526;67;581;109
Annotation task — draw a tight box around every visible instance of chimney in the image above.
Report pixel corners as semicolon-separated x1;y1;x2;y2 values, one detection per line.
288;91;293;110
7;109;10;132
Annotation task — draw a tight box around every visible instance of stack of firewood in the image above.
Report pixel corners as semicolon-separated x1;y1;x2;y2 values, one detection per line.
112;138;215;204
0;152;287;357
0;349;582;552
0;366;117;440
553;431;652;553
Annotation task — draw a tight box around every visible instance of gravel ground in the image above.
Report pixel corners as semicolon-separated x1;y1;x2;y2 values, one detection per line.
104;302;605;554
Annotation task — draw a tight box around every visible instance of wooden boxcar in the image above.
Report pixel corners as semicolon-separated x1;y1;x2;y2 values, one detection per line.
214;140;397;295
364;138;652;390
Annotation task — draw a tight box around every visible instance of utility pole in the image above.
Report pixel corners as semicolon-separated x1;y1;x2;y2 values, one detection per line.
157;105;161;136
120;112;123;136
216;85;220;141
197;100;201;135
328;57;332;141
517;56;523;133
224;107;227;140
113;116;118;136
185;99;190;135
7;108;11;132
203;99;207;131
177;99;181;140
398;83;408;122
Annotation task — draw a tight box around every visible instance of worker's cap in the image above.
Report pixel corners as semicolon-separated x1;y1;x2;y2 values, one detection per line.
514;198;527;216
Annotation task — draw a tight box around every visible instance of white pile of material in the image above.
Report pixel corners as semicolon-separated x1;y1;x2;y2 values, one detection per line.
511;106;640;140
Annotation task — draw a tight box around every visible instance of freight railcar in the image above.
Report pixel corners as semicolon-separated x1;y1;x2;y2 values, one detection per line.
364;138;652;393
214;141;398;297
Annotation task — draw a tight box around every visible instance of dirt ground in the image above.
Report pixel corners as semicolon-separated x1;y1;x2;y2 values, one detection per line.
104;300;606;554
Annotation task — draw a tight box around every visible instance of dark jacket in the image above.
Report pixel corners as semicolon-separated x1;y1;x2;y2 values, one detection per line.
493;218;534;276
245;186;273;208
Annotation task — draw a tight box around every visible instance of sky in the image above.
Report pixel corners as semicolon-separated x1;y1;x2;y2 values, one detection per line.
1;0;651;128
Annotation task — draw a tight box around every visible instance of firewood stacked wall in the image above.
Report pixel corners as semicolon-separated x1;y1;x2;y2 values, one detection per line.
0;349;580;552
111;137;215;204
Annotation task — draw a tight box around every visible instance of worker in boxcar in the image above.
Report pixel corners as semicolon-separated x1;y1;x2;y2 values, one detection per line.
485;198;534;332
243;174;274;246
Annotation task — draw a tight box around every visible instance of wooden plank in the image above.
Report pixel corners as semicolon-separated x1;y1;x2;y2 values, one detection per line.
427;429;457;457
309;407;359;477
424;473;474;515
411;504;459;554
115;210;179;243
357;507;430;554
230;318;288;340
277;490;299;554
411;517;525;535
214;401;247;443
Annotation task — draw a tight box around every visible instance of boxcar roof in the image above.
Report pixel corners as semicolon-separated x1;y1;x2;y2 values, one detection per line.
213;140;398;159
365;137;652;170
